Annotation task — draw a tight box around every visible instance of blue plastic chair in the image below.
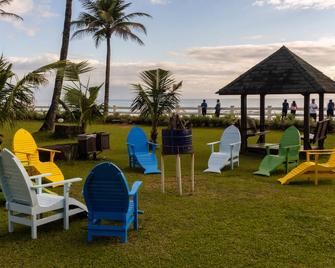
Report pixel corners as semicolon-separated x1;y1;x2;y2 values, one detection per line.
83;162;143;243
127;127;161;174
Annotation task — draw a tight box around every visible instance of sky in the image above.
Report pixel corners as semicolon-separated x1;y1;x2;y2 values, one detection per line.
1;0;335;105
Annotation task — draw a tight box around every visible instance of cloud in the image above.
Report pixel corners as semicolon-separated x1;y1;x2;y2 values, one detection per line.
7;37;335;103
253;0;335;9
149;0;169;5
0;0;58;36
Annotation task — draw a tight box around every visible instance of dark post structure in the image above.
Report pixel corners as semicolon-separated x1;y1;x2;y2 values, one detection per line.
240;94;247;152
319;93;324;121
304;93;311;150
259;94;266;144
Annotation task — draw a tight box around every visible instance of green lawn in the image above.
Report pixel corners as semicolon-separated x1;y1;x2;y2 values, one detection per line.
1;121;335;267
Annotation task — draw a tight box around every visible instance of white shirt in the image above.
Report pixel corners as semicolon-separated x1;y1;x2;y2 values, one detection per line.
309;103;318;114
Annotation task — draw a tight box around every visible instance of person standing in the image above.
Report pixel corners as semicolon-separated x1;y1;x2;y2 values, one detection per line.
215;99;221;118
290;101;298;116
309;99;318;121
201;99;207;116
282;99;289;119
327;99;334;118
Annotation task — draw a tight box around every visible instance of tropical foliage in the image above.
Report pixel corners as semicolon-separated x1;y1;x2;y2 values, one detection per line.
63;63;103;132
72;0;151;116
0;56;66;127
131;68;182;143
0;0;23;21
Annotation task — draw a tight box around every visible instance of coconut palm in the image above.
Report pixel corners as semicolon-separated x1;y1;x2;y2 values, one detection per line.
0;56;66;127
0;0;23;21
131;69;182;143
63;81;103;132
71;0;151;117
40;0;73;131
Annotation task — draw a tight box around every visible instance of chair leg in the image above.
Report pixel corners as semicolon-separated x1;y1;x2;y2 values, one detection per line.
31;214;37;239
8;211;14;233
134;214;138;231
87;232;93;242
120;231;128;243
64;184;70;230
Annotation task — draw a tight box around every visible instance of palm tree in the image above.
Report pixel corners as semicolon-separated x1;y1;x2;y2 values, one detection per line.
131;69;182;143
63;69;103;132
39;0;73;131
0;0;23;21
72;0;151;117
0;56;91;128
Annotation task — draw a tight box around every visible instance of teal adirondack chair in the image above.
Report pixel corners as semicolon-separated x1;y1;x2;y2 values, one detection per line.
127;127;160;174
254;126;301;176
83;162;142;243
0;149;87;239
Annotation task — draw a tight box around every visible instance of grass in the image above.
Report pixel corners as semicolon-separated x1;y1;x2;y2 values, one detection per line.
1;121;335;267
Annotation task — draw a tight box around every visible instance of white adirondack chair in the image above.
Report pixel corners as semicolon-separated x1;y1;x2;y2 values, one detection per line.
204;125;241;173
0;149;87;239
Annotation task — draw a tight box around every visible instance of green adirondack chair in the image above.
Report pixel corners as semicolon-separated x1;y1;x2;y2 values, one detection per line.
254;126;301;176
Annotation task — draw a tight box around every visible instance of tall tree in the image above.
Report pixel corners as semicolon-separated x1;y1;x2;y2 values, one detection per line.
39;0;73;131
0;0;23;21
72;0;151;117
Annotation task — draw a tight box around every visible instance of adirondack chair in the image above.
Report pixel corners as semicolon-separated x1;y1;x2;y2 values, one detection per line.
13;128;64;184
0;149;87;239
254;126;301;176
278;149;335;185
301;119;330;149
127;127;161;174
204;125;241;173
83;162;142;243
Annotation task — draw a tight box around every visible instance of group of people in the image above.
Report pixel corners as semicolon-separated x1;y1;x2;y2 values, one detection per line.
201;99;221;117
282;99;335;120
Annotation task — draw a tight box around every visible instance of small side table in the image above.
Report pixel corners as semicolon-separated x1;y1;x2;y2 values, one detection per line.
160;153;195;196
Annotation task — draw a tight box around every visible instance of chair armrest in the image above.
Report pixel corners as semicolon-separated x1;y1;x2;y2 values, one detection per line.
129;181;143;196
207;141;221;146
13;150;34;155
30;173;52;180
38;148;61;154
127;143;135;154
147;141;159;147
31;178;82;189
230;142;241;147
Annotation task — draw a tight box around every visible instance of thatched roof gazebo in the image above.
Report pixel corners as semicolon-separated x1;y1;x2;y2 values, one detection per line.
217;46;335;152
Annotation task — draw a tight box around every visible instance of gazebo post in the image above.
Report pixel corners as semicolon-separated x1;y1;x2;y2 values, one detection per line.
319;93;324;121
241;94;247;152
304;93;311;150
259;94;266;143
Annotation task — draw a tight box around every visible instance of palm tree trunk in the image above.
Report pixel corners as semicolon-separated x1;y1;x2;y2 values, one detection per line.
39;0;72;131
103;36;111;117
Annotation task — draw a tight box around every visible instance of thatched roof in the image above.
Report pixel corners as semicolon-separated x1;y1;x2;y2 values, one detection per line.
217;46;335;95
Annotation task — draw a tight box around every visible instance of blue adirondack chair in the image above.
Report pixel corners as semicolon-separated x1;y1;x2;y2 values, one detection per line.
83;162;143;243
127;127;161;174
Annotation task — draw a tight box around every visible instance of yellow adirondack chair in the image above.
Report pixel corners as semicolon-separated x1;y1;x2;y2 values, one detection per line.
278;149;335;185
13;128;64;185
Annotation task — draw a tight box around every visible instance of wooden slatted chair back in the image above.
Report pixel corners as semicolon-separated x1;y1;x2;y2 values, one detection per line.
0;149;37;206
83;162;130;214
127;127;148;154
13;128;39;164
220;125;241;155
279;126;301;158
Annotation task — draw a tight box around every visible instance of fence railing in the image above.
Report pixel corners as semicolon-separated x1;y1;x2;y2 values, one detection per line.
34;105;326;120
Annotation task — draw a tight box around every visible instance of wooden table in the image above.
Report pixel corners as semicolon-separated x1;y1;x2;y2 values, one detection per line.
160;153;195;196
